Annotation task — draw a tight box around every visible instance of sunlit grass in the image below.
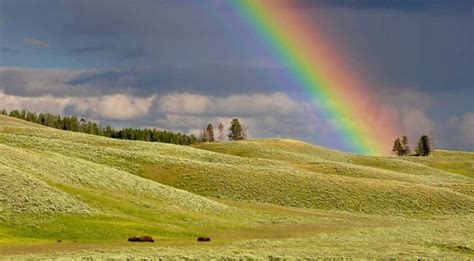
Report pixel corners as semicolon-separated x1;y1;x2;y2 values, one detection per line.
0;114;473;259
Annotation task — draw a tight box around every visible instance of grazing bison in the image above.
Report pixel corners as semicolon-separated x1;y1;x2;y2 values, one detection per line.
197;237;211;242
128;236;155;243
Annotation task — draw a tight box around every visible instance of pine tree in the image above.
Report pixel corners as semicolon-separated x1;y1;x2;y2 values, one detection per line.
2;108;197;145
228;118;243;141
9;110;20;118
392;138;403;156
20;109;27;119
415;138;424;156
217;122;225;141
401;135;411;156
415;135;433;156
206;123;215;142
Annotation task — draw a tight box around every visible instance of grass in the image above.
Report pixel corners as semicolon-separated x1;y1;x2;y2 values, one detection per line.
0;114;473;259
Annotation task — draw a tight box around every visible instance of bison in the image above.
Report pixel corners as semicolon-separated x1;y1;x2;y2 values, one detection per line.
128;236;155;243
197;237;211;242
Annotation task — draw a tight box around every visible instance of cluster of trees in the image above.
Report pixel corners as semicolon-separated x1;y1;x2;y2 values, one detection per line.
392;136;411;156
200;118;247;142
2;109;198;145
392;134;433;156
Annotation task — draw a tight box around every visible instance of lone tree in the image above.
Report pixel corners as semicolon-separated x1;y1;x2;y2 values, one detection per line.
228;118;244;141
217;122;225;141
392;138;403;156
415;135;433;156
206;123;215;142
401;135;411;156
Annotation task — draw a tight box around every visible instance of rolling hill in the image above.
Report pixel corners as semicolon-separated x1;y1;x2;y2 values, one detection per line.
0;114;473;259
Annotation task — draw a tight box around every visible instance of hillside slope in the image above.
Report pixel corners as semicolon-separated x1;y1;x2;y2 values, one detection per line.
1;115;473;258
184;140;474;214
1;115;473;215
0;115;232;243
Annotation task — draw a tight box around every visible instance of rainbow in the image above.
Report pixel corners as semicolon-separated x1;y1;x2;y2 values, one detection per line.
230;0;399;155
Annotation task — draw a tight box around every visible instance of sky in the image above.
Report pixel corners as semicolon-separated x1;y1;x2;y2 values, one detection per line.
0;0;473;152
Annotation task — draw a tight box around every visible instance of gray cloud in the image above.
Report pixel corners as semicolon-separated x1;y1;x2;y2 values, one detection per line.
0;68;93;97
458;113;474;145
0;88;318;142
64;94;154;121
62;1;221;37
122;45;146;59
151;92;309;118
69;44;115;54
380;88;436;148
295;0;473;14
449;113;474;149
24;38;49;48
0;66;290;97
0;47;19;54
0;90;70;115
149;92;318;140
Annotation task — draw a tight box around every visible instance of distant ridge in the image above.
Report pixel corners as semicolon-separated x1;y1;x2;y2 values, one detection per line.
1;108;198;145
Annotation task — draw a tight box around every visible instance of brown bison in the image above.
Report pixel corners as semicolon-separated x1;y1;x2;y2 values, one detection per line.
128;236;155;243
197;237;211;242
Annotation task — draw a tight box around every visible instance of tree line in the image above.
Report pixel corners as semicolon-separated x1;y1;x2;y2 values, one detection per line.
200;118;247;142
392;134;433;156
1;109;198;145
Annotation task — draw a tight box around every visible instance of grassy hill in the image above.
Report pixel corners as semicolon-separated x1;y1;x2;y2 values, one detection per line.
0;114;473;259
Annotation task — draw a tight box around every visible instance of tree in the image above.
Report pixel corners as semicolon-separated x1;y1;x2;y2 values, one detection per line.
392;138;403;156
401;135;411;156
0;109;7;115
20;109;27;119
9;110;20;118
199;129;208;142
3;108;198;145
79;118;87;131
206;123;215;142
217;122;225;141
415;135;433;156
228;118;244;141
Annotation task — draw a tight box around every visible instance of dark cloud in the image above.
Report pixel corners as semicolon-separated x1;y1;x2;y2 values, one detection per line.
61;0;224;37
0;47;19;54
0;66;292;97
69;44;115;54
24;37;49;48
295;0;473;14
122;45;146;59
64;65;292;97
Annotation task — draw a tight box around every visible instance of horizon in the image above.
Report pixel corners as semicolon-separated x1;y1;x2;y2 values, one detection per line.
0;107;453;154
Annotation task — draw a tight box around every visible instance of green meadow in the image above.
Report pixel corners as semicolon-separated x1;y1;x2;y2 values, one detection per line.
0;114;473;259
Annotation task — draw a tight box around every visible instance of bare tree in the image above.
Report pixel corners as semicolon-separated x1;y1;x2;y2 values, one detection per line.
218;122;225;141
401;135;411;156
